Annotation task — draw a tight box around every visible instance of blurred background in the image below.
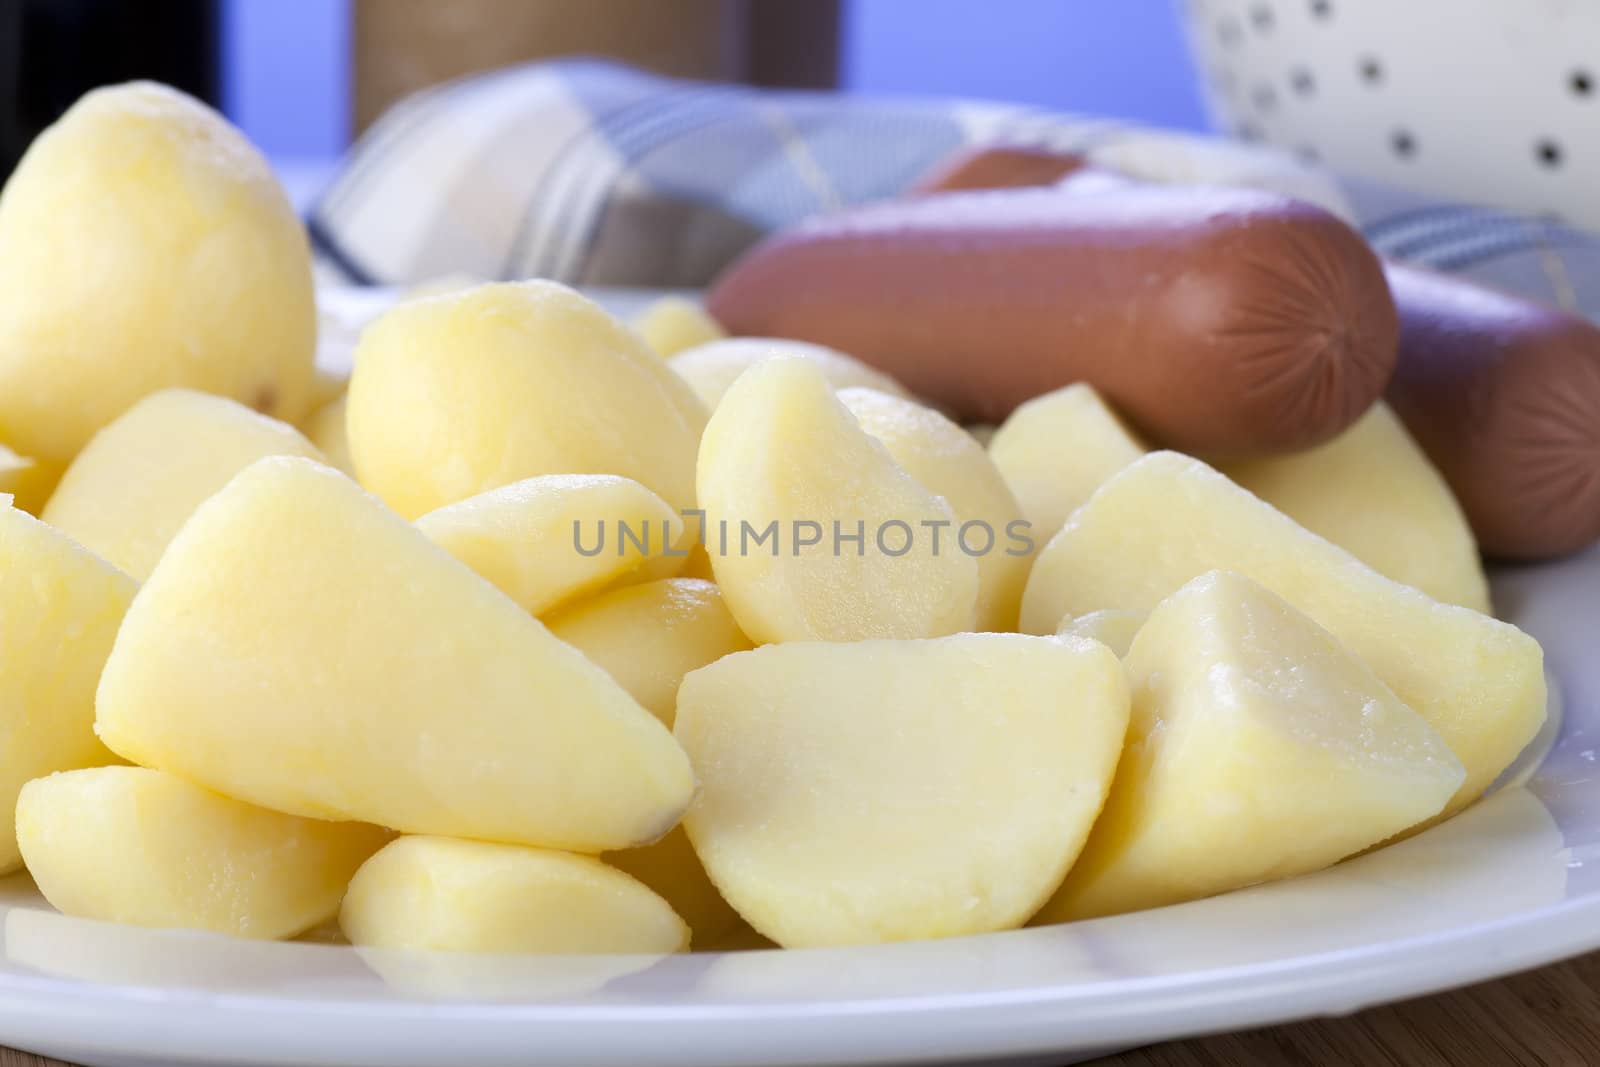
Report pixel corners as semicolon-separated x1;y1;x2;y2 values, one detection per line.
0;0;1207;203
1;0;1593;226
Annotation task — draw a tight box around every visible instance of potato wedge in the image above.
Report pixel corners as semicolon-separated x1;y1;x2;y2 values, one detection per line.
18;767;389;939
675;634;1128;947
96;457;694;853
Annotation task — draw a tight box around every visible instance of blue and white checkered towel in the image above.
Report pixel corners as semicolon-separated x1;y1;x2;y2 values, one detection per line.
310;59;1600;320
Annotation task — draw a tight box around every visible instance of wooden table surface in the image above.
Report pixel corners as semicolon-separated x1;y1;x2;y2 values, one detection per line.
3;950;1599;1066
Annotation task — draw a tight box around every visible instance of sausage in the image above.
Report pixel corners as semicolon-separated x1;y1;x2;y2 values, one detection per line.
914;159;1600;558
910;145;1087;195
1384;264;1600;559
706;184;1398;457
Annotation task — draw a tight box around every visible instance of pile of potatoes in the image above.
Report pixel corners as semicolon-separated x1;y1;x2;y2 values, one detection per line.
0;83;1547;960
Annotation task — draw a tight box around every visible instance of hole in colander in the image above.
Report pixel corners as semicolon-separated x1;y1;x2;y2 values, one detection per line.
1294;144;1320;163
1536;139;1564;168
1390;129;1417;158
1309;0;1333;20
1290;67;1316;95
1250;4;1275;31
1359;56;1384;84
1238;119;1264;142
1217;16;1243;46
1251;84;1279;110
1573;70;1594;97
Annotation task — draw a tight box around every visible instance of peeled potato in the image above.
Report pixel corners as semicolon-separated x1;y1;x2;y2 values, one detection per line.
1036;571;1464;922
675;634;1129;947
304;392;355;478
17;767;390;939
1221;404;1491;613
96;457;694;853
631;295;726;357
42;389;322;580
839;387;1030;631
348;281;706;520
545;578;752;723
0;503;136;872
670;337;908;412
988;384;1146;541
341;836;689;954
417;476;686;617
698;357;978;643
307;367;350;413
0;446;61;515
1022;452;1546;816
605;825;743;947
1056;609;1146;658
0;82;315;465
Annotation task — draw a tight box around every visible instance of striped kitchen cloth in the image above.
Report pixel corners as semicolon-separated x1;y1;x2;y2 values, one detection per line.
310;58;1600;319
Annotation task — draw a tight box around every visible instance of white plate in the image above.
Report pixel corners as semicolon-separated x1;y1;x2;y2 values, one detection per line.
0;554;1592;1067
6;290;1596;1067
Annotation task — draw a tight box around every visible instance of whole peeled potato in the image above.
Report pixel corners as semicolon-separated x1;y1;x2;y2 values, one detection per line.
0;82;316;465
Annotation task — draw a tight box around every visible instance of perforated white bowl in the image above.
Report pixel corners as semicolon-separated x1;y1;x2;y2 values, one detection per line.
1183;0;1600;231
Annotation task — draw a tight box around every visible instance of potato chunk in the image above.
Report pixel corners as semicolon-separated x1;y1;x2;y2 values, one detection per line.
348;281;706;519
1056;609;1146;658
988;384;1146;541
304;392;355;478
1021;452;1545;816
1036;571;1464;922
0;446;61;515
416;475;685;617
839;387;1030;631
671;337;907;411
0;504;136;871
675;634;1129;947
631;295;726;357
17;767;389;939
96;457;694;853
697;357;977;642
341;836;688;954
42;389;322;580
545;578;751;723
0;83;315;464
1221;404;1490;612
605;826;743;947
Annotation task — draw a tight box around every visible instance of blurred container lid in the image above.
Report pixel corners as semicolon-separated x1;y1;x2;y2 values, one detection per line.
1183;0;1598;232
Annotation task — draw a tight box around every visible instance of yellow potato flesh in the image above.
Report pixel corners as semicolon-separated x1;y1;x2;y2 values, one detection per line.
17;767;390;939
0;504;136;871
1037;571;1464;922
697;357;978;643
0;82;315;465
0;446;61;515
631;295;726;357
605;825;743;948
670;337;908;412
305;392;355;478
838;387;1030;631
42;389;323;580
988;383;1147;542
307;367;349;413
1055;609;1146;658
1021;452;1546;816
675;634;1129;947
416;475;687;617
340;836;689;954
95;456;694;853
545;577;752;724
1221;404;1491;613
347;280;706;520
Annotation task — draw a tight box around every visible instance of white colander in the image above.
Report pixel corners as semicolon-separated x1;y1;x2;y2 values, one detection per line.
1183;0;1599;232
